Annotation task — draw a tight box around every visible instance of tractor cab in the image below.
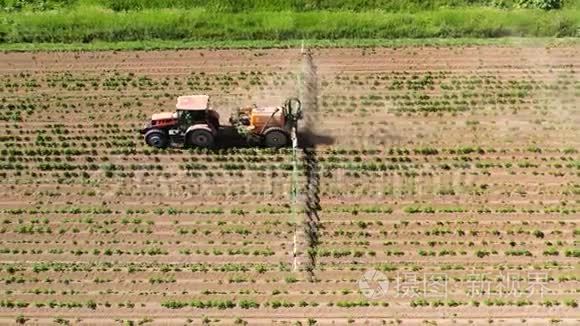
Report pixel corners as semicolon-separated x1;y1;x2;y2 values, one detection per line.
175;95;220;130
140;95;220;148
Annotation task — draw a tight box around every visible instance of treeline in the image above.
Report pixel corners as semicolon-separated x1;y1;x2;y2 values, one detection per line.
1;0;578;12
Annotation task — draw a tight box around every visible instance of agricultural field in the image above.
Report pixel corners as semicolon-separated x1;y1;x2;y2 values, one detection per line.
0;45;579;325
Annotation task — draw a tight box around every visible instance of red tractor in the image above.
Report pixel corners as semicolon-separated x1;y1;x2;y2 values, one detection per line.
140;95;302;149
140;95;220;148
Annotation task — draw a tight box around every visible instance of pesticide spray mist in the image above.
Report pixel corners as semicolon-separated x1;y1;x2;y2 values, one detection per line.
299;48;334;147
296;49;321;280
301;49;320;143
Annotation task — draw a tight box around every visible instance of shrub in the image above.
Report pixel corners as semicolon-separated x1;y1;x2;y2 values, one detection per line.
505;249;533;256
161;300;187;309
543;247;559;256
565;249;580;257
475;250;490;258
15;315;27;325
410;298;429;307
239;299;259;309
86;300;97;310
517;0;562;10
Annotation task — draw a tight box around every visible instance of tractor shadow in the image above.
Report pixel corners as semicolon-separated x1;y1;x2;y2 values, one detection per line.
210;126;331;281
210;127;335;149
297;130;335;149
302;146;321;280
213;126;251;149
299;130;333;280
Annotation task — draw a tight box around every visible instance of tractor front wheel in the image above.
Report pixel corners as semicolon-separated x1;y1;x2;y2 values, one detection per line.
264;128;289;148
188;129;214;148
145;129;168;148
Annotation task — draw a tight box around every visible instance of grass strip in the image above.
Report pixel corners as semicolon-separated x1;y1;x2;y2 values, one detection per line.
0;8;578;45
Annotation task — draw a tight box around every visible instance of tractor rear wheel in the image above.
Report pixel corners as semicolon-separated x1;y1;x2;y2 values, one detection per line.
145;129;168;148
264;128;289;148
189;129;214;148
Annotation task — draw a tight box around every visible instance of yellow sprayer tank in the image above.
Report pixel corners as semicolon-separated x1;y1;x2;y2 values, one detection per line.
250;106;286;132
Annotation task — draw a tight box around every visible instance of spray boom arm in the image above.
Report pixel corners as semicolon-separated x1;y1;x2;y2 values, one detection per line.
283;97;303;127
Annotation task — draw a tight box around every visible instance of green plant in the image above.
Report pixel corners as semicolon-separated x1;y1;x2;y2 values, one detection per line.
517;0;562;10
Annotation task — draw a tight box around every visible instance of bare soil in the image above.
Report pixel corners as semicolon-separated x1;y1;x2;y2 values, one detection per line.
0;46;578;324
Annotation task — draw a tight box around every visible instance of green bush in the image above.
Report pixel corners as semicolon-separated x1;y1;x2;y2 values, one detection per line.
517;0;562;10
161;300;187;309
2;0;555;13
239;299;259;309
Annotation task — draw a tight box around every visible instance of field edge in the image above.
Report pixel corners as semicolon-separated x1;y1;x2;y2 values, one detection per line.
2;37;580;52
